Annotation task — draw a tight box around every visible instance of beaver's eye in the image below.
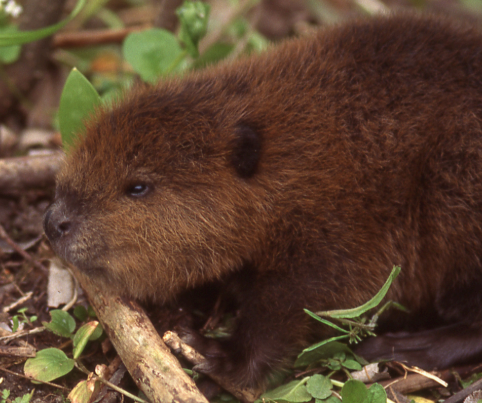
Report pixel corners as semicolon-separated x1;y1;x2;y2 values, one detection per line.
126;184;150;198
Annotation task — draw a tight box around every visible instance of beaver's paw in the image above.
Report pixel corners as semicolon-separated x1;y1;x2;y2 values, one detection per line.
175;326;253;386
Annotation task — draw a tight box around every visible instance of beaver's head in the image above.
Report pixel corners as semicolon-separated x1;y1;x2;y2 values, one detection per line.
44;81;272;302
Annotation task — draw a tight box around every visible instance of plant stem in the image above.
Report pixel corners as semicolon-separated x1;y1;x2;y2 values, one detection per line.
165;49;188;75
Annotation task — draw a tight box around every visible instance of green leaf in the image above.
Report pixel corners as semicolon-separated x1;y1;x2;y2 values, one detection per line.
122;29;184;82
42;310;76;338
12;315;19;332
340;379;367;403
354;352;370;366
261;379;312;403
176;1;210;57
0;0;85;46
460;372;482;388
73;305;88;322
340;381;386;403
73;321;99;359
299;334;349;354
333;352;346;361
296;341;354;367
306;374;333;400
247;31;270;53
24;348;75;382
303;309;350;332
59;68;101;149
13;390;34;403
343;359;363;370
90;322;103;340
68;379;101;403
193;43;234;69
87;305;97;318
0;25;21;63
317;397;341;403
316;266;401;319
365;383;387;403
327;359;342;371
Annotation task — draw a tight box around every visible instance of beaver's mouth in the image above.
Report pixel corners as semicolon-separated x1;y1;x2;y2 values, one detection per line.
47;233;109;278
56;247;109;278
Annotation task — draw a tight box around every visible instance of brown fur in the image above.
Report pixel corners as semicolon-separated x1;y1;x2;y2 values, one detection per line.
44;13;482;390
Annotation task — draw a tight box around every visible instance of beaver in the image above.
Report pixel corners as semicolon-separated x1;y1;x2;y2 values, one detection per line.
44;13;482;390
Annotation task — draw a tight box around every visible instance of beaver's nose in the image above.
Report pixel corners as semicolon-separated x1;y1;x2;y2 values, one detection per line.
43;203;74;243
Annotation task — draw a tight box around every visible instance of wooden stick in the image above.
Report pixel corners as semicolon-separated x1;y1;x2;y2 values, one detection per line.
53;27;144;48
0;152;63;194
74;271;209;403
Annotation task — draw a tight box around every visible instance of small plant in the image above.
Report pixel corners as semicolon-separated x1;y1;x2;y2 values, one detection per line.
24;309;104;403
122;1;210;81
24;309;147;402
1;389;34;403
58;1;213;149
58;67;101;149
259;266;402;403
260;375;387;403
11;307;37;332
56;0;270;151
300;265;402;355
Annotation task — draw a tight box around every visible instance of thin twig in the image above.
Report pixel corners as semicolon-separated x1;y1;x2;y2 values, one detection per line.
0;327;45;343
2;292;33;313
0;365;69;390
442;377;482;403
53;26;144;48
0;224;48;273
397;362;448;387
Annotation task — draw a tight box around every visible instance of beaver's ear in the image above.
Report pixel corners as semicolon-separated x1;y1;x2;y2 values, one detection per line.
230;125;262;178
